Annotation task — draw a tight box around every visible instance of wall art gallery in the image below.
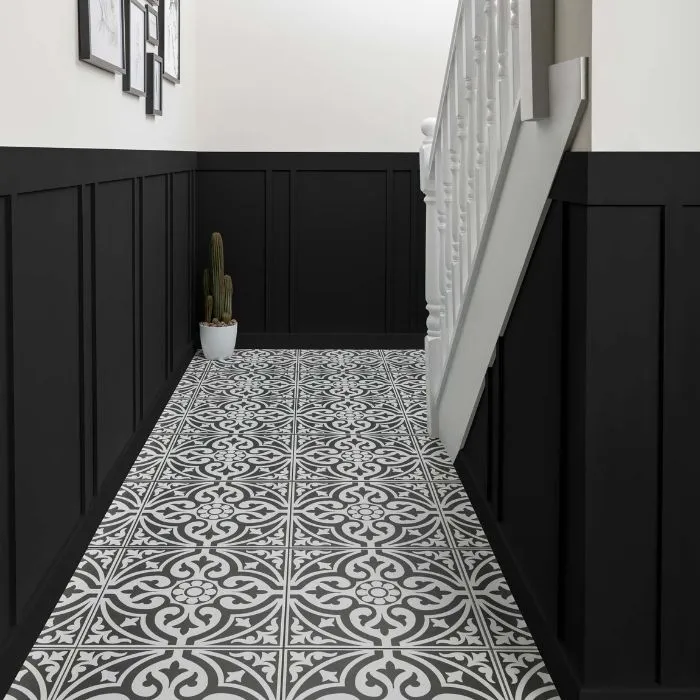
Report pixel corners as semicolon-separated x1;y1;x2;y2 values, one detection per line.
78;0;180;116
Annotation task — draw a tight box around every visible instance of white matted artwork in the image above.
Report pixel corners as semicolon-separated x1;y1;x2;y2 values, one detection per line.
123;0;146;96
147;53;164;116
78;0;126;74
159;0;180;83
146;4;159;46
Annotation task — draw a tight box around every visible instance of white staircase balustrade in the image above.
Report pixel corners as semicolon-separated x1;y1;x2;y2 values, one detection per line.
421;0;587;451
421;0;521;438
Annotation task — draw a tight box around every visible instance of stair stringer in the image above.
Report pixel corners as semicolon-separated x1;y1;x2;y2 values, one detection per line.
437;57;588;459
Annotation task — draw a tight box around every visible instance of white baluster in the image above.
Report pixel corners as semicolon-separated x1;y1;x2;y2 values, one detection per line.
419;117;441;437
462;7;476;278
510;0;520;104
484;0;497;194
448;71;462;316
497;0;511;146
455;21;470;295
440;124;454;350
473;0;486;239
434;141;450;366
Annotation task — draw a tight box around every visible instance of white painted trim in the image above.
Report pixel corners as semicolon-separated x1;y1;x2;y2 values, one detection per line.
436;57;588;459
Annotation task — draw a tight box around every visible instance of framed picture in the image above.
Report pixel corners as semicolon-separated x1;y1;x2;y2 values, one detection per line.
159;0;180;84
146;3;159;46
146;53;163;116
123;0;146;97
78;0;126;73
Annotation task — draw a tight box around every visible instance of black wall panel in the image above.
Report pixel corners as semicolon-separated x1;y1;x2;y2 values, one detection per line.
660;205;700;686
197;171;267;332
295;171;387;333
0;196;12;643
458;153;700;699
172;172;192;368
196;153;424;347
94;180;136;488
142;175;168;415
0;148;196;696
500;200;563;632
13;189;83;618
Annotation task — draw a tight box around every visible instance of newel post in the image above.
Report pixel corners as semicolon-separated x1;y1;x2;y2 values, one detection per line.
420;117;441;438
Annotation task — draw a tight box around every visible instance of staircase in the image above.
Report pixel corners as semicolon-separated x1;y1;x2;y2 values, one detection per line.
421;0;587;458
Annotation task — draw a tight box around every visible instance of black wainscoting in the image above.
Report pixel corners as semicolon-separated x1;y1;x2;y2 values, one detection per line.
0;148;197;695
196;153;426;348
456;152;700;699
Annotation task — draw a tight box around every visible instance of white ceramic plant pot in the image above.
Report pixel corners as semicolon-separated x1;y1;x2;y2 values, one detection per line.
199;322;238;361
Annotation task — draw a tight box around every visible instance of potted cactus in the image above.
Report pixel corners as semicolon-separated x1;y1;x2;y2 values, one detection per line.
199;232;238;360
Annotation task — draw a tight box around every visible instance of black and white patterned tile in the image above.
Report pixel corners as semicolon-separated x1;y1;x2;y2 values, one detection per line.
83;549;286;646
178;397;296;434
296;398;409;435
26;649;281;700
284;649;509;699
294;434;428;481
460;550;535;647
90;482;150;547
287;549;484;647
157;433;293;481
9;349;557;700
291;481;449;548
130;481;291;547
33;551;119;646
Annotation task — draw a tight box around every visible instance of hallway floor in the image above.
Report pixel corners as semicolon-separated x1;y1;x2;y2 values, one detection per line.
8;349;557;700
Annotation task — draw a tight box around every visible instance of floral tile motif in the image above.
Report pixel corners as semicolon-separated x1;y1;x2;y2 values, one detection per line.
152;394;193;431
497;650;560;699
391;372;427;393
7;649;72;700
299;349;385;372
296;374;395;399
287;549;484;647
296;398;409;435
197;375;296;400
383;348;425;369
33;550;119;646
284;649;508;700
414;435;460;480
294;434;428;481
158;433;293;481
90;482;150;547
177;397;295;434
291;482;448;548
51;649;280;700
125;432;175;480
130;481;290;547
84;549;286;646
434;483;490;548
461;550;535;647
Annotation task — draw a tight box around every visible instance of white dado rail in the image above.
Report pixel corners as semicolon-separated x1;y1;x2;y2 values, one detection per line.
421;0;586;449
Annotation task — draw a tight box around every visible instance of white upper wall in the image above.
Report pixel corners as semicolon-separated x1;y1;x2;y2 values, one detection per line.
591;0;700;151
0;0;197;150
195;0;458;152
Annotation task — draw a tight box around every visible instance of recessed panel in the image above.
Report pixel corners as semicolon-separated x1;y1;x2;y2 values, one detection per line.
294;171;387;333
94;180;135;488
13;188;82;616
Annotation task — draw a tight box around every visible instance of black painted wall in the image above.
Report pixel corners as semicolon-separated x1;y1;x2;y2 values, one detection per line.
0;148;197;693
456;153;700;700
196;153;426;347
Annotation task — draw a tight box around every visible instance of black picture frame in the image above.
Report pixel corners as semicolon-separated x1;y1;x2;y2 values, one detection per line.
159;0;181;84
146;3;159;46
146;53;164;116
123;0;147;97
78;0;127;74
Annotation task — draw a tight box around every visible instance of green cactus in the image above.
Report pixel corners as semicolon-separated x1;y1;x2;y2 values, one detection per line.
211;232;224;319
222;275;233;324
202;232;234;325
